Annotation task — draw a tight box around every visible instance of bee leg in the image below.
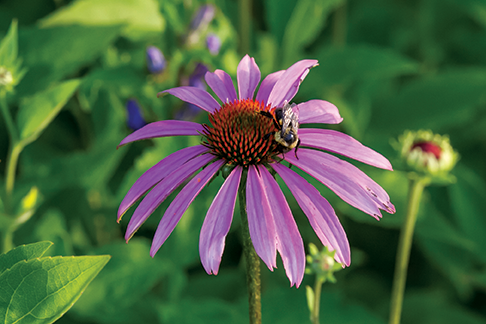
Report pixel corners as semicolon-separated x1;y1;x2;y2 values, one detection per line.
294;139;301;160
263;132;273;140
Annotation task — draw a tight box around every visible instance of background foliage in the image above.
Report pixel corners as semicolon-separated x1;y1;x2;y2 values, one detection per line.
1;0;486;323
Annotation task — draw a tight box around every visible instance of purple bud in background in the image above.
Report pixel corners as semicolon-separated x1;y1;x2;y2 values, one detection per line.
190;4;215;31
187;4;216;45
176;64;209;120
146;46;166;74
126;99;147;131
206;34;221;55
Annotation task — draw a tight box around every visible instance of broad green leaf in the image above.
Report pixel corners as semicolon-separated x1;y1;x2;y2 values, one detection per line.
281;0;344;66
449;165;486;264
265;0;299;46
373;69;486;133
18;25;122;96
402;290;486;324
0;20;18;66
38;0;165;41
158;298;246;324
315;44;418;87
0;241;52;276
446;0;486;27
0;254;110;324
71;240;166;324
17;79;81;144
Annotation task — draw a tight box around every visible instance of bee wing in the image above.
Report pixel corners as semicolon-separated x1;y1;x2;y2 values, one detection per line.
290;103;299;131
281;102;293;133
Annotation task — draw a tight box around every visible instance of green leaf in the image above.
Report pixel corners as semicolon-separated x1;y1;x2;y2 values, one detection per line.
282;0;344;66
18;25;122;95
315;44;418;87
0;254;110;324
17;79;81;144
0;241;52;276
373;69;486;133
38;0;165;41
449;165;486;264
0;20;18;66
71;240;166;324
265;0;299;46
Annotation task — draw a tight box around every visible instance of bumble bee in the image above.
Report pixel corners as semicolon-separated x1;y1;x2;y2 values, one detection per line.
261;101;301;157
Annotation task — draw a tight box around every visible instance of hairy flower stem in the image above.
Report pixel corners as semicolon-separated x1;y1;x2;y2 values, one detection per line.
389;177;428;324
238;171;262;324
310;278;323;324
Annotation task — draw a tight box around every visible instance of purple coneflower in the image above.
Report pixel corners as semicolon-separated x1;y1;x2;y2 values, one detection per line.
117;55;395;287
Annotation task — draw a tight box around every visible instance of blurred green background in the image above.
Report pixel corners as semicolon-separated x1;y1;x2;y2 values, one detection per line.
1;0;486;323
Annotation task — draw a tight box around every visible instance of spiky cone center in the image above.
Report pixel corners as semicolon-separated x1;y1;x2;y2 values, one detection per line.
203;99;280;166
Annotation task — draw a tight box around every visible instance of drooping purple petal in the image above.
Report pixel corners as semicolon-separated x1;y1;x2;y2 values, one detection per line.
255;70;284;105
299;129;393;170
125;153;215;241
259;166;305;287
272;163;350;266
200;166;242;274
118;145;209;221
285;149;395;219
296;100;343;124
267;59;318;108
237;55;261;100
150;160;225;256
118;120;204;148
205;69;237;103
246;165;277;270
158;86;220;113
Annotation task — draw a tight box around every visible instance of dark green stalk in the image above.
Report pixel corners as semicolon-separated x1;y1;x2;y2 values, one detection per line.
238;171;262;324
389;177;428;324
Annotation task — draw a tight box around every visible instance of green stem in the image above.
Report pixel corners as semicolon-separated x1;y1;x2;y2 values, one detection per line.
0;94;18;144
2;229;13;253
5;143;22;199
239;171;262;324
389;177;428;324
310;278;323;324
238;0;251;54
332;0;347;47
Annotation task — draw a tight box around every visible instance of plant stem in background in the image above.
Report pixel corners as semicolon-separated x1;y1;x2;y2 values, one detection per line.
310;278;323;324
238;173;262;324
389;177;428;324
0;94;21;207
332;0;347;47
239;0;251;54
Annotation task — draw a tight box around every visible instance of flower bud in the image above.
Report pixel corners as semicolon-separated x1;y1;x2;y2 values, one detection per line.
396;130;458;181
187;4;216;45
146;46;166;74
0;66;14;88
126;99;147;131
305;243;343;283
206;34;221;55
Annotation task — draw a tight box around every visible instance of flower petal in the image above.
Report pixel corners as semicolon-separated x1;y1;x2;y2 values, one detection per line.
297;100;343;124
237;55;261;100
285;149;395;219
150;159;225;256
299;129;393;170
272;163;351;266
125;153;215;241
118;145;209;221
246;165;277;270
158;86;220;113
200;166;242;274
205;69;237;103
259;166;305;287
255;70;284;105
267;59;318;107
118;120;204;148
